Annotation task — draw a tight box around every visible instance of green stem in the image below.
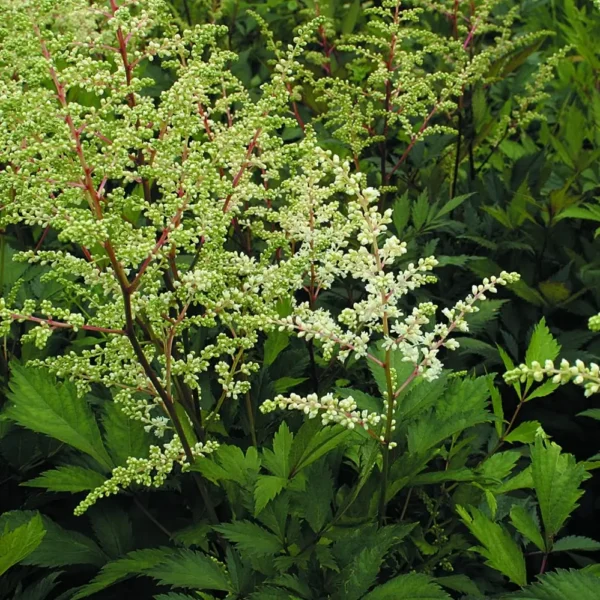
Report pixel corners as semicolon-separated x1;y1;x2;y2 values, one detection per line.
378;347;397;523
245;388;258;447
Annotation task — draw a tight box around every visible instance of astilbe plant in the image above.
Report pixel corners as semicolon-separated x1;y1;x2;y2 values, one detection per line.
505;312;600;398
0;0;518;518
3;2;600;598
290;0;565;196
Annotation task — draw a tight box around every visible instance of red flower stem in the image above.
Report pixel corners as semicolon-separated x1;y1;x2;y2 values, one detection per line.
10;313;126;335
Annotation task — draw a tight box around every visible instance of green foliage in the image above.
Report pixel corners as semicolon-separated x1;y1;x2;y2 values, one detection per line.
0;514;45;577
22;465;107;493
71;548;173;599
531;437;589;543
214;521;284;558
525;319;562;369
506;569;600;600
362;573;451;600
151;550;232;592
5;365;112;470
457;506;527;586
0;0;599;598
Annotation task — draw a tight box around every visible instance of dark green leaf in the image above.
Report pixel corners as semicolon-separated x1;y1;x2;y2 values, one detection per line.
510;505;544;551
457;506;527;586
531;437;588;539
152;550;232;592
341;0;360;34
393;193;411;235
578;408;600;421
6;365;112;471
363;573;451;599
525;318;561;367
552;536;600;553
214;521;283;558
264;330;290;367
434;194;473;219
22;465;106;493
0;514;45;577
254;476;287;515
102;401;152;466
506;568;600;599
71;548;173;599
89;504;134;559
504;421;542;444
263;421;293;478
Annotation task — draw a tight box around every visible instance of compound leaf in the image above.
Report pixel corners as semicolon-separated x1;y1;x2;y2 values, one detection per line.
6;365;112;471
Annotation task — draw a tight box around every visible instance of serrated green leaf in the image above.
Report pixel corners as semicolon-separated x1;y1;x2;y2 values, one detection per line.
504;421;542;444
225;547;252;596
263;421;293;478
465;300;508;335
192;444;259;485
489;382;504;438
273;376;308;394
412;191;430;230
151;549;232;592
334;525;416;600
407;376;492;455
498;466;534;494
0;510;107;569
525;318;561;367
22;465;106;492
264;330;290;367
393;193;411;235
435;574;481;595
300;462;333;533
341;0;360;34
497;345;516;371
214;521;283;558
362;572;451;599
254;475;287;515
268;573;312;599
398;375;448;422
478;451;520;483
71;547;173;599
525;380;559;401
6;365;112;471
457;506;527;586
555;204;600;223
102;401;152;466
291;422;349;474
0;514;45;577
578;408;600;421
531;437;588;540
172;522;212;552
25;518;107;568
12;572;62;600
434;193;473;219
552;535;600;553
410;468;476;485
510;505;545;551
256;495;290;541
89;504;133;559
506;568;600;599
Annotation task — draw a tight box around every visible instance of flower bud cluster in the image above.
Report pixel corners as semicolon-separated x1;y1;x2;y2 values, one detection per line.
505;358;600;398
0;0;526;510
74;436;218;515
260;392;382;431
